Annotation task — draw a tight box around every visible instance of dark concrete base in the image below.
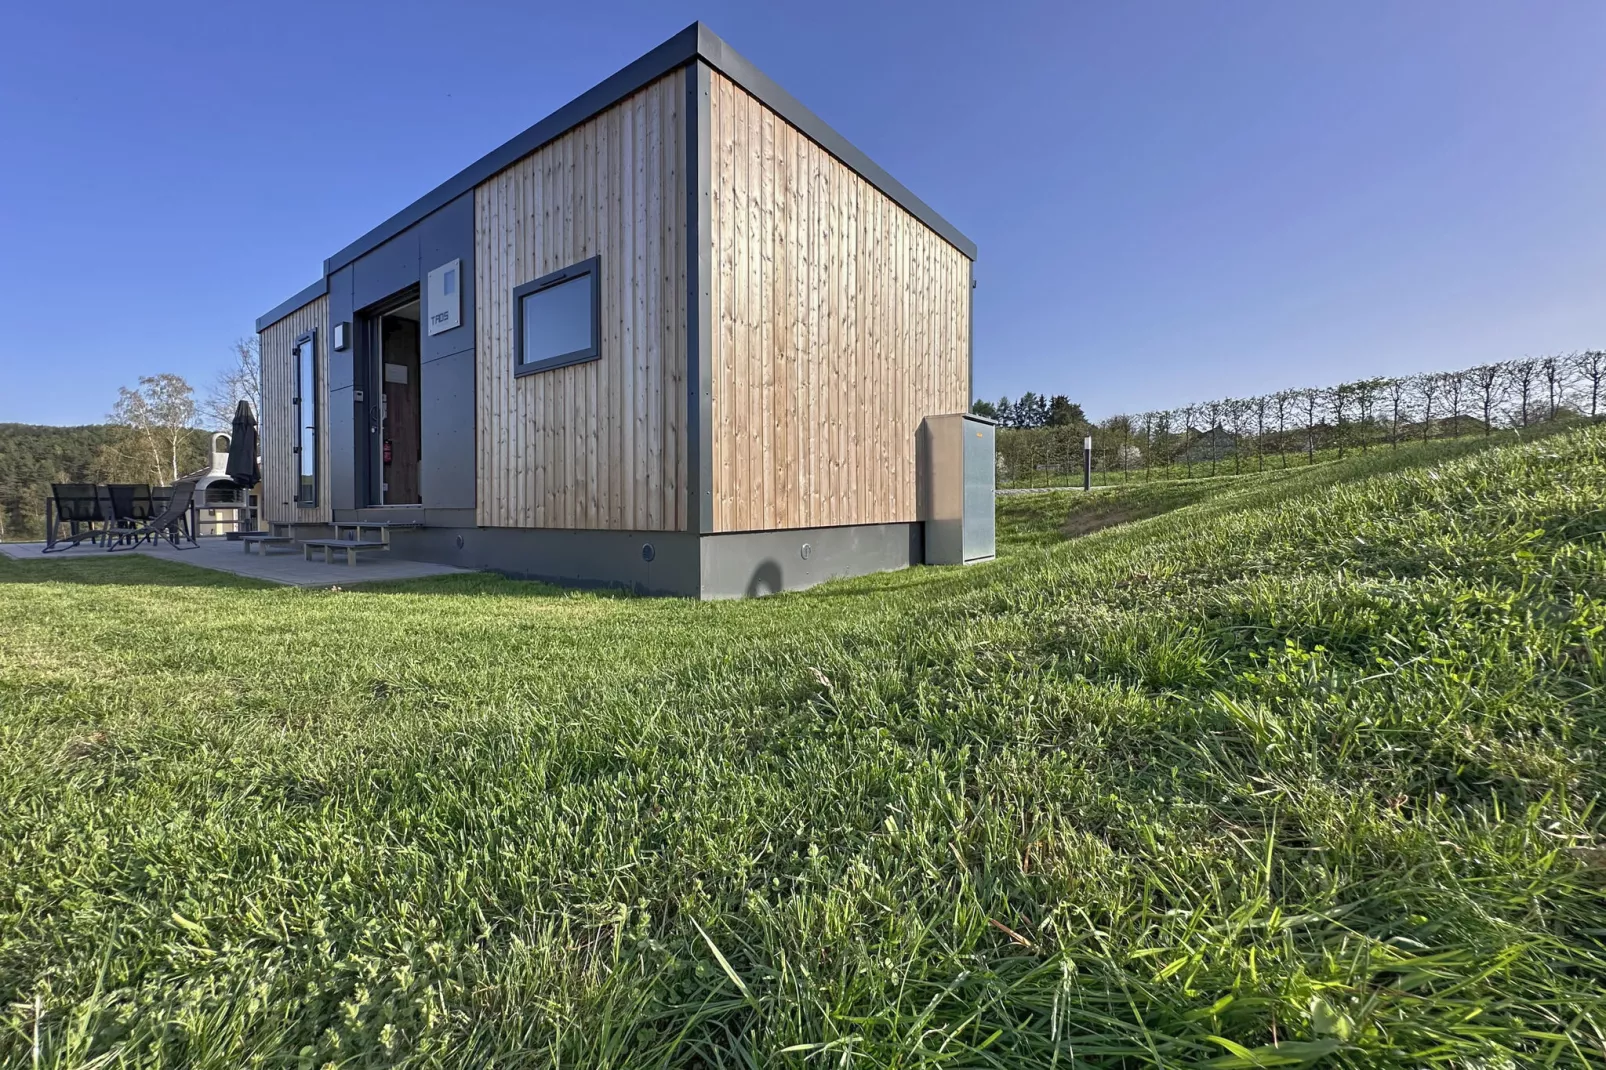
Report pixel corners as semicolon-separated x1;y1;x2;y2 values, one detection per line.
388;526;701;596
698;522;923;599
358;520;926;599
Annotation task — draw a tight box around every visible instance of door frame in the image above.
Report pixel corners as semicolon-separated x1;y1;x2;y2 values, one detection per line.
356;286;421;507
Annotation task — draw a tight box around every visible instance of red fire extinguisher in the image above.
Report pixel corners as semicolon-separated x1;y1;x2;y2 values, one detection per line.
383;439;393;464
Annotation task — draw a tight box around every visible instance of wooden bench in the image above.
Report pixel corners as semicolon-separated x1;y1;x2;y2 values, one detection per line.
301;538;389;566
239;533;295;555
333;521;420;547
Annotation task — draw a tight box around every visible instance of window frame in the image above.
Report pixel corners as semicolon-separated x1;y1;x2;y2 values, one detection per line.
292;328;318;507
512;256;602;377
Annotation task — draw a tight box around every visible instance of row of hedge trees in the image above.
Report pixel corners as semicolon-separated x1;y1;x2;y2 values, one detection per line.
990;351;1605;487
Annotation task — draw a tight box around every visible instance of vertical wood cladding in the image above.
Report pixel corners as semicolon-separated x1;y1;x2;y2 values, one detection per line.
707;70;971;533
258;295;330;524
474;69;687;531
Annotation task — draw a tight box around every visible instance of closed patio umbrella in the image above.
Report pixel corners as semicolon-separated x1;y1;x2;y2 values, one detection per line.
226;400;260;488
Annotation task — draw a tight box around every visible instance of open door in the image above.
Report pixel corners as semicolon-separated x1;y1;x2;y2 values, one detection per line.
360;292;423;506
379;303;422;504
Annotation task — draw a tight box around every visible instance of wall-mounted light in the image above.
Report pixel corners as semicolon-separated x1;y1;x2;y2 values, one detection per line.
333;321;350;351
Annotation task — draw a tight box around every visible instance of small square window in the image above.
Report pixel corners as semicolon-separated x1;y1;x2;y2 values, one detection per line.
514;257;600;376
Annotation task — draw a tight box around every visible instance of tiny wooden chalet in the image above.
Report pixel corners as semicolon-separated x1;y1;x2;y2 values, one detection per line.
256;23;990;596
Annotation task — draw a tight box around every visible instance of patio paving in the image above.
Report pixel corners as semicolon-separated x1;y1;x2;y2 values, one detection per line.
0;536;473;587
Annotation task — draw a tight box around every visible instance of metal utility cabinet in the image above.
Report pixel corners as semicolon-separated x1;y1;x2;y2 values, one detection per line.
920;413;996;565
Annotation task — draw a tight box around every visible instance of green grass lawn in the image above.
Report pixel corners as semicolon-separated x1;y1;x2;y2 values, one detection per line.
1;430;1603;1067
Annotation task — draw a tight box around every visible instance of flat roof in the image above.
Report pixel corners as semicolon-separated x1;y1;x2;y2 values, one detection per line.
259;22;974;331
256;277;328;333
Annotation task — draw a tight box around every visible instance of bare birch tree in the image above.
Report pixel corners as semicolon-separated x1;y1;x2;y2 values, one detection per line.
109;374;197;484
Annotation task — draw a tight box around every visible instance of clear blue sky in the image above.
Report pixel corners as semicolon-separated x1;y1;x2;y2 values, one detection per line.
2;1;1603;426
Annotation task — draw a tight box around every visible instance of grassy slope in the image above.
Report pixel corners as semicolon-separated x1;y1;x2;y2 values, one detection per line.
0;432;1602;1067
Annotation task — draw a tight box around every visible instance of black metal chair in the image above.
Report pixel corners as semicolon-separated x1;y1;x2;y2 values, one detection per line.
105;484;155;548
43;484;108;552
107;481;197;552
147;486;193;544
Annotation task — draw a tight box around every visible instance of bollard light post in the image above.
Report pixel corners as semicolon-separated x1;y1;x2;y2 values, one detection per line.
1083;436;1093;492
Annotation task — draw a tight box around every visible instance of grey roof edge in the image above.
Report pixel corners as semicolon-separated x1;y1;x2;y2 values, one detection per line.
258;21;975;327
255;277;328;333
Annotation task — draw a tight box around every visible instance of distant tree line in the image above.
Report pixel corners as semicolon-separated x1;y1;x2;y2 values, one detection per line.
970;392;1087;430
991;351;1605;487
0;423;212;541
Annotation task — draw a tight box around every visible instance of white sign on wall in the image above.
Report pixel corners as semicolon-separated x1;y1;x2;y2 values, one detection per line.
427;259;462;336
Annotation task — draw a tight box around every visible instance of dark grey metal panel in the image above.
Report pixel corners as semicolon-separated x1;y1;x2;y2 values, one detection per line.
389;526;702;597
417;192;477;365
316;22;974;280
419;349;476;510
693;26;976;260
326;266;356;392
329;383;357;512
256;277;327;333
352;229;421;312
698;522;922;599
688;61;713;534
